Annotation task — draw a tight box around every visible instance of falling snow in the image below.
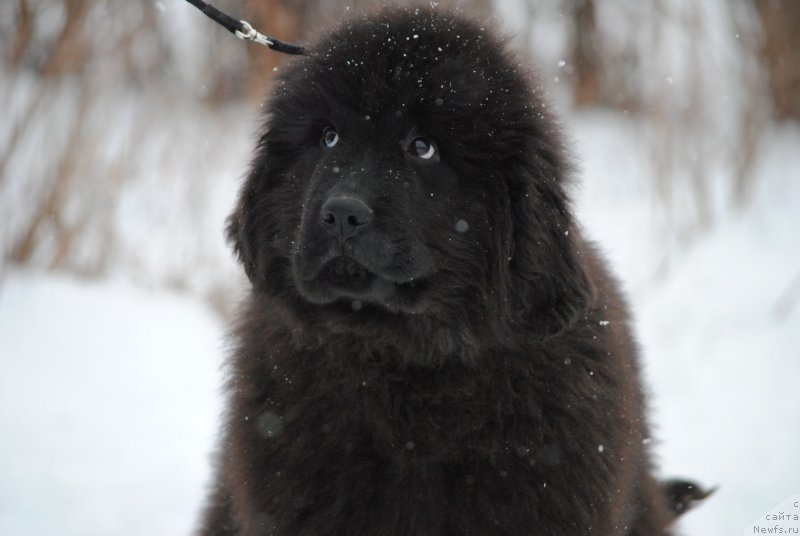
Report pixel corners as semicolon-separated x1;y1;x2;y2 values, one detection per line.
454;219;469;233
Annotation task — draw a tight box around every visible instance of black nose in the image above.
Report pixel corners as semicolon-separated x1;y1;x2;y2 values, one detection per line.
320;196;374;241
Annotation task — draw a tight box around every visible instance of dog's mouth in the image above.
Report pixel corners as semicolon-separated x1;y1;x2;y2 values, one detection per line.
300;256;432;312
319;256;375;293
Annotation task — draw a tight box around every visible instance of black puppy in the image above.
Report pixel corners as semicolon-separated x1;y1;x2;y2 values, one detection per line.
198;7;707;535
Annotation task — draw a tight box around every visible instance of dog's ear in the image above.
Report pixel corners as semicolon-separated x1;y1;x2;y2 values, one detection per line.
226;183;260;284
226;141;274;285
227;122;305;286
506;150;592;337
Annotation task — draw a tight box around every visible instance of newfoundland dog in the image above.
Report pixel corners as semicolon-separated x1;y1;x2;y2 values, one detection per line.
198;7;707;535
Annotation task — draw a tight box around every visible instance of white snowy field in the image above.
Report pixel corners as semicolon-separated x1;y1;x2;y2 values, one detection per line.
0;274;226;536
1;114;799;536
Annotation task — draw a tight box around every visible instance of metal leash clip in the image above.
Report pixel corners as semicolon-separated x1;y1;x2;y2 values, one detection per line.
235;20;274;47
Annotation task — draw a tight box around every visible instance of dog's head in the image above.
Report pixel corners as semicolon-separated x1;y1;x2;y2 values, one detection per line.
228;7;591;342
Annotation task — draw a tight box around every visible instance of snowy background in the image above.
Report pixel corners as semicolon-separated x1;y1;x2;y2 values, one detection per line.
1;1;799;535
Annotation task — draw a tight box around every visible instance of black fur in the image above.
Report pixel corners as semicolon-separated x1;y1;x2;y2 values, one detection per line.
198;7;705;535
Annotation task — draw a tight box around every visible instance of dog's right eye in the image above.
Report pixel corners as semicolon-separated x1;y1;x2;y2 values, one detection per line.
407;136;439;162
322;127;339;148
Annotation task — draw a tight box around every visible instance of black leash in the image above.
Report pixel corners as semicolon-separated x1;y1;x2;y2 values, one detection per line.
184;0;305;55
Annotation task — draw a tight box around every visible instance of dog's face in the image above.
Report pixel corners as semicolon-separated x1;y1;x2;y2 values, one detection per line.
291;118;459;314
229;8;590;340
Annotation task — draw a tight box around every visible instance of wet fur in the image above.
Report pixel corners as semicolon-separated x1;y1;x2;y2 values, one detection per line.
198;7;698;535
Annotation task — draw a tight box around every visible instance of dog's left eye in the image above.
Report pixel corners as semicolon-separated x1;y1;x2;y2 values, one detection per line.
322;126;339;148
409;137;437;160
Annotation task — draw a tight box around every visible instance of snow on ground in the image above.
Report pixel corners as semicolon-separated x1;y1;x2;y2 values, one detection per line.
0;116;798;535
0;272;226;536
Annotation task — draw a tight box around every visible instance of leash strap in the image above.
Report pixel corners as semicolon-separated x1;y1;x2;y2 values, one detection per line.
184;0;305;55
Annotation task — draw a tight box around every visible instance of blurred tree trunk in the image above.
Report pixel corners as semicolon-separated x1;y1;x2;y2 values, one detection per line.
571;0;600;106
41;0;92;76
10;0;33;67
566;0;641;111
755;0;800;120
